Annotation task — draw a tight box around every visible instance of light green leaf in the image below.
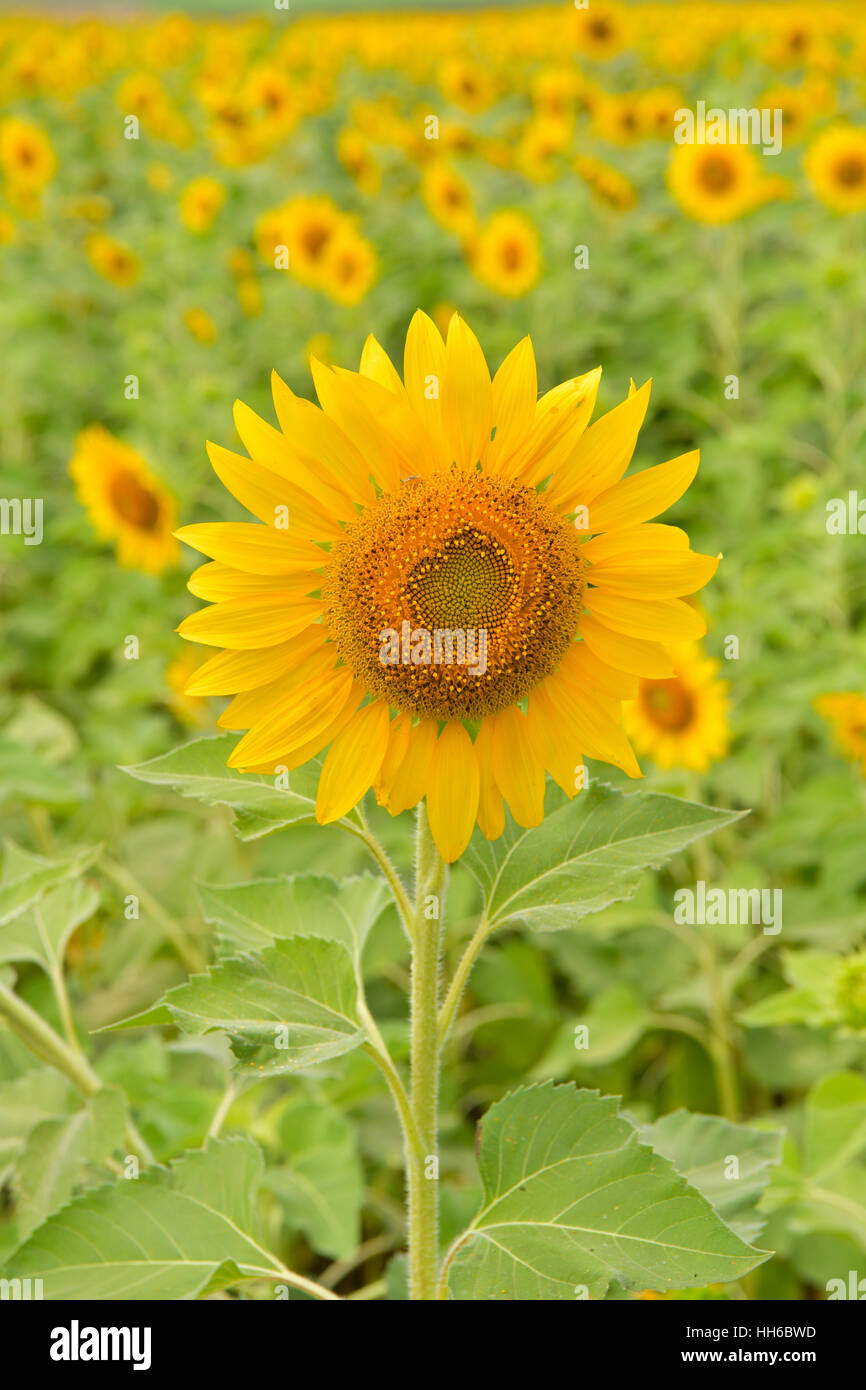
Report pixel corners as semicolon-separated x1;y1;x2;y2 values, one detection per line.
0;1071;74;1180
574;984;651;1066
0;737;84;807
638;1110;783;1244
0;878;100;972
0;841;99;929
803;1072;866;1180
12;1088;128;1240
463;784;745;931
122;736;321;840
2;1137;283;1299
265;1098;363;1259
197;872;390;967
156;936;367;1075
446;1082;768;1301
739;950;840;1029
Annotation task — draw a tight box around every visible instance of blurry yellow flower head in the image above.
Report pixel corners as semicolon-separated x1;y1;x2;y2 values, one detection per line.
175;311;718;862
421;162;476;237
70;425;178;574
179;174;226;233
667;140;764;224
438;56;497;113
471;210;541;298
804;125;866;214
86;233;140;286
572;3;627;61
814;693;866;775
0;116;56;189
625;642;730;772
183;306;218;344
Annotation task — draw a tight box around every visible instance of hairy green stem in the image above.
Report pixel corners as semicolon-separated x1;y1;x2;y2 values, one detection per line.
407;805;446;1301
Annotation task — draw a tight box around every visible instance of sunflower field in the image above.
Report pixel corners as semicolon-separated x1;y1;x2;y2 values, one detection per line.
1;0;865;1318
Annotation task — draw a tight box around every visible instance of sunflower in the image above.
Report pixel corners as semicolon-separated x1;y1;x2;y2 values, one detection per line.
0;116;56;189
420;162;476;238
574;154;638;212
318;229;377;306
470;211;541;298
183;306;218;344
813;693;866;775
804;125;866;215
176;312;718;862
438;57;496;114
256;195;344;287
572;3;626;61
337;128;380;195
179;174;225;234
667;141;762;224
624;641;730;773
70;425;178;574
85;232;140;287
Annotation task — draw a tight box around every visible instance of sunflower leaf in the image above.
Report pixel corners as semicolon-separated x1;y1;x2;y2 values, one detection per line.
196;872;390;967
138;936;367;1075
2;1136;284;1299
446;1082;769;1301
637;1109;783;1244
464;782;746;930
121;736;319;839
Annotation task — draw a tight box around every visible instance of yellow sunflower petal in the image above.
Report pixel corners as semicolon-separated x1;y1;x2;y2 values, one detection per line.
360;333;406;396
474;719;505;840
403;309;449;469
508;367;602;486
374;712;413;805
426;721;480;862
485;336;538;476
586;591;707;642
527;684;583;797
489;705;545;828
266;377;375;507
175;522;322;574
580;614;676;679
441;313;493;469
227;666;358;767
187;563;321;602
587;450;700;532
177;595;322;649
219;645;336;728
549;378;652;511
184;631;325;696
206;441;342;542
386;718;438;815
589;548;720;598
316;700;391;824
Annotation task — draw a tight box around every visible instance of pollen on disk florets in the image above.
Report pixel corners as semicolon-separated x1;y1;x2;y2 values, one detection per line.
324;471;587;721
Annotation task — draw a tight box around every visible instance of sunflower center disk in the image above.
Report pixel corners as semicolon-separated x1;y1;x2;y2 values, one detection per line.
325;472;587;721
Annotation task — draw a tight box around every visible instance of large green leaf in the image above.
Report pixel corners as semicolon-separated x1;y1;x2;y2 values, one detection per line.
446;1082;768;1300
463;784;745;931
122;736;322;840
2;1137;283;1299
197;872;390;967
0;842;99;929
0;878;100;972
265;1097;364;1259
146;936;367;1075
0;1071;74;1181
12;1087;128;1240
638;1110;783;1244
